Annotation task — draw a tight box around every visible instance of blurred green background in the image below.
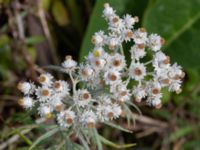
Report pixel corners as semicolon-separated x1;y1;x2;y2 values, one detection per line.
0;0;200;149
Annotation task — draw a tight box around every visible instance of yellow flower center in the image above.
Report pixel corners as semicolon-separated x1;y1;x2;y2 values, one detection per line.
93;50;101;57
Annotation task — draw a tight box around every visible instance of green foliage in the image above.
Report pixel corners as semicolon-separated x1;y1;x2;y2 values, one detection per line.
99;135;136;149
79;0;148;62
78;1;200;148
143;0;200;68
1;0;200;149
25;36;45;45
80;0;200;69
52;0;70;26
29;127;59;150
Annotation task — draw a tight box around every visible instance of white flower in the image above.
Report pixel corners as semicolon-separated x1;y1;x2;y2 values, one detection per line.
123;29;134;42
38;104;52;118
111;83;130;102
129;62;146;81
53;80;69;97
107;37;120;50
152;99;162;109
88;54;106;71
87;76;103;89
97;103;122;121
130;44;146;60
168;63;183;79
62;56;77;70
38;73;53;86
74;89;91;107
112;103;122;119
91;31;106;46
154;73;172;87
50;97;63;112
132;85;147;102
108;15;124;29
147;34;164;52
57;110;76;127
18;96;34;109
108;53;126;71
35;86;52;102
153;51;170;70
17;82;35;95
18;3;184;131
91;47;105;58
79;64;94;81
123;14;138;29
104;69;121;85
147;81;161;96
133;28;148;44
147;94;162;108
168;80;182;93
103;3;115;19
80;110;97;128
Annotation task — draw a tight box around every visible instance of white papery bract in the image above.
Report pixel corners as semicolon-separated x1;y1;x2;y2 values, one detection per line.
38;73;53;86
38;104;52;118
18;3;184;130
133;28;148;44
53;80;70;98
80;110;97;128
130;44;146;60
147;34;163;52
108;53;126;71
74;89;91;107
17;82;35;95
104;69;121;85
57;110;76;127
129;62;146;81
18;96;34;109
62;56;77;71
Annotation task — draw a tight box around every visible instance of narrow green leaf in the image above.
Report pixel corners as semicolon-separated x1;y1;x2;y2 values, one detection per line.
105;122;132;133
126;101;142;115
93;129;103;150
99;135;136;149
29;127;59;150
16;129;32;146
78;133;90;150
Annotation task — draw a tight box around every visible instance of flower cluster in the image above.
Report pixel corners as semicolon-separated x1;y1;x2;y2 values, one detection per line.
17;3;184;129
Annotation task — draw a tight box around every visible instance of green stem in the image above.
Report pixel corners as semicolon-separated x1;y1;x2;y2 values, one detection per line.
120;44;124;56
16;129;32;146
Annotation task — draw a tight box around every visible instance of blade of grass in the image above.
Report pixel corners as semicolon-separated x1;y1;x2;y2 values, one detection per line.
105;122;132;133
99;135;136;149
29;127;59;150
16;129;32;146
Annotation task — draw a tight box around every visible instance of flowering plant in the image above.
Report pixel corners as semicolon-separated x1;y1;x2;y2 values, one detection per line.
17;3;184;149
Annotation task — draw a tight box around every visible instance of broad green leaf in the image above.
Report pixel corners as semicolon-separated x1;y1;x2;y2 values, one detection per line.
99;135;136;149
29;127;59;150
79;0;148;62
143;0;200;68
52;0;70;26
